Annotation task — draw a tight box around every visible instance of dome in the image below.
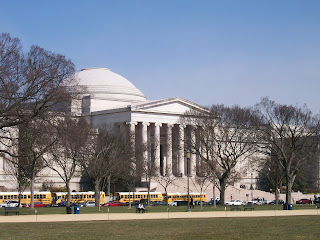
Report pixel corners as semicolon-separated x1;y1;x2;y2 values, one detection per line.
73;68;147;112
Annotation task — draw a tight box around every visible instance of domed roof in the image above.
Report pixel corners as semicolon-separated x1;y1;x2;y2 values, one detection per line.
74;68;147;112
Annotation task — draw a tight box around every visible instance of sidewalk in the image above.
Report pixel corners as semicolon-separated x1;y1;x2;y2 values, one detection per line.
0;209;319;223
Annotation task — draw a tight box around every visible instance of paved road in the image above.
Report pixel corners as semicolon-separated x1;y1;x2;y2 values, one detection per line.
0;209;319;223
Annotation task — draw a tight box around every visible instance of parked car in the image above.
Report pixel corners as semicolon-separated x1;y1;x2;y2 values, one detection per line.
208;199;221;205
103;201;124;207
85;201;96;207
269;200;284;205
32;202;46;208
77;201;87;207
57;201;76;207
168;201;178;206
194;200;207;206
296;199;312;204
0;200;21;208
225;200;244;206
248;198;267;205
125;201;140;206
152;201;166;206
313;198;320;204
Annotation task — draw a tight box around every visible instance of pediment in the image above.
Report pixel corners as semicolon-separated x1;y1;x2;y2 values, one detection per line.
130;97;209;115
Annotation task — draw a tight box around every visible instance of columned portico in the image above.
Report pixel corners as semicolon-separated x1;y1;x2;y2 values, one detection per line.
115;121;205;178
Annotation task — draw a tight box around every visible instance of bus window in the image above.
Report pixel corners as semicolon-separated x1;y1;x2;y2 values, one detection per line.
0;196;2;199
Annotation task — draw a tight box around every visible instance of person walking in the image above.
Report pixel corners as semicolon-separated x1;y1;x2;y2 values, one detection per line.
190;197;194;208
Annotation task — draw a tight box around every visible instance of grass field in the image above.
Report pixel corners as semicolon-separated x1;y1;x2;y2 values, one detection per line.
0;215;319;239
0;203;317;215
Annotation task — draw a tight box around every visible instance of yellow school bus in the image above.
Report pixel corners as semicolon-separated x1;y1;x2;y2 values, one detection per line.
163;192;206;203
51;191;105;205
115;192;163;204
0;191;52;205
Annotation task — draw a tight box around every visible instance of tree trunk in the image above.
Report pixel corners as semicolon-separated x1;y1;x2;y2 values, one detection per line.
285;175;294;209
275;187;279;205
107;176;111;197
30;177;35;210
128;190;132;209
94;179;101;207
165;189;168;206
66;181;71;207
213;182;216;208
147;175;151;207
220;178;227;205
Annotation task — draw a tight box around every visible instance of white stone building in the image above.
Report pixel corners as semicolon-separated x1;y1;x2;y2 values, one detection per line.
0;68;256;192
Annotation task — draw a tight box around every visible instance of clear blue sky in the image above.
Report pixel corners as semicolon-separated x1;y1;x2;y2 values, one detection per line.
1;0;319;113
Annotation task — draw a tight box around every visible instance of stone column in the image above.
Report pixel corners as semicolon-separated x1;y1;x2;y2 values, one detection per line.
127;122;137;156
141;122;150;168
200;127;206;175
178;124;185;177
190;126;196;176
166;124;173;176
154;123;162;175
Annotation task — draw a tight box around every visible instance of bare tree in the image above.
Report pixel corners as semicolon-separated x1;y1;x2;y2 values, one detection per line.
0;33;76;204
0;33;75;158
140;139;160;207
254;97;320;208
155;175;177;206
181;105;258;204
191;164;212;209
4;157;29;204
46;116;91;208
257;156;284;205
17;118;56;209
80;129;131;207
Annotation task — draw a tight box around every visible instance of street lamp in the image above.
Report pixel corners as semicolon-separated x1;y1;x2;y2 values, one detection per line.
186;150;191;212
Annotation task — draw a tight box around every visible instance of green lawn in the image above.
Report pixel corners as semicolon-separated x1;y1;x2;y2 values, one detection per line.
0;216;319;239
0;203;317;215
